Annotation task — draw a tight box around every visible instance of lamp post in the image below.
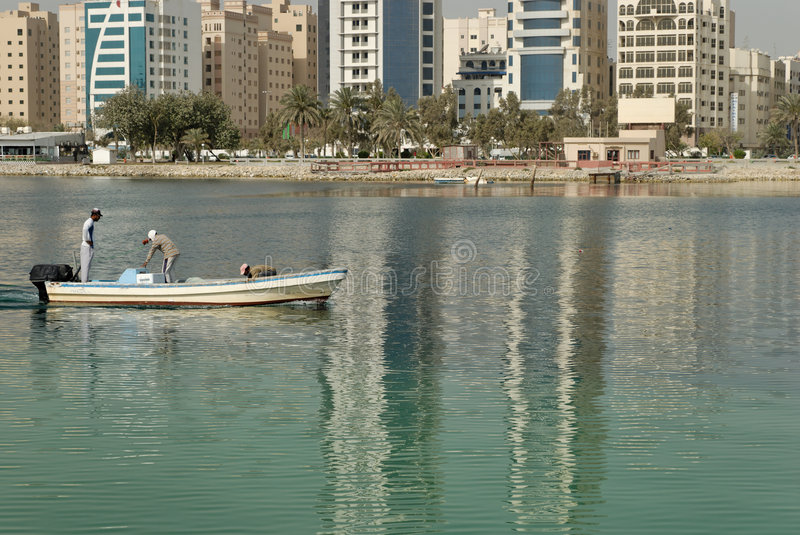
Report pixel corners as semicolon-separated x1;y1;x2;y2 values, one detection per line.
261;90;272;158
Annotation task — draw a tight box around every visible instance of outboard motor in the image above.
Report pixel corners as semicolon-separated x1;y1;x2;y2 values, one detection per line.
29;264;74;303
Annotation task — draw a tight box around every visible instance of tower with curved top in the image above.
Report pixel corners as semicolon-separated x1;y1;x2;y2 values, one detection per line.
83;0;201;126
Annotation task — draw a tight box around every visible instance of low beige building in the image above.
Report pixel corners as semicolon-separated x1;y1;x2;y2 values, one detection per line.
564;130;666;165
0;2;60;130
564;98;672;164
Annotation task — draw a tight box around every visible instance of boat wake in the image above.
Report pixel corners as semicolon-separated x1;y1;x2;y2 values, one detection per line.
0;284;42;309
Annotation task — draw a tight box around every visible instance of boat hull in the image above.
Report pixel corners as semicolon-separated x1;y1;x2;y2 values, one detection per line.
43;269;347;306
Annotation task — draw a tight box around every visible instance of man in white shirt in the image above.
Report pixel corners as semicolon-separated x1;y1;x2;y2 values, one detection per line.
80;208;102;283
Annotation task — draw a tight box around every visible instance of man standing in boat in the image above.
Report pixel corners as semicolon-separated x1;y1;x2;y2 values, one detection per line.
142;230;180;282
80;208;102;283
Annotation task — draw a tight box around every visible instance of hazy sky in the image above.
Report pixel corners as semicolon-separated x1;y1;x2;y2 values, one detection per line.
3;0;798;58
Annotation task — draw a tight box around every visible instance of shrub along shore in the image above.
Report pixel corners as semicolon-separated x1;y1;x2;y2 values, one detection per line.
2;161;800;182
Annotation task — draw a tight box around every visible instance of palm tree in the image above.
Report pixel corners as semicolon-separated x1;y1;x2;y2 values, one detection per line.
771;94;800;158
371;96;423;158
330;87;363;157
180;128;210;163
279;85;321;161
759;122;790;156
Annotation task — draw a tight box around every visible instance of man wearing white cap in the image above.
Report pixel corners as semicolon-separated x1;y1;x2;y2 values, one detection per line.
142;230;180;282
80;208;102;283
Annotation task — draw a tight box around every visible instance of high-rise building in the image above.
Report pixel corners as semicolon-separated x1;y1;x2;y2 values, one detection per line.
328;0;443;106
728;48;771;149
0;2;60;129
269;0;318;93
616;0;732;143
59;3;86;131
318;0;330;103
775;56;800;96
506;0;609;112
84;0;201;125
443;8;506;88
200;0;308;139
200;0;271;139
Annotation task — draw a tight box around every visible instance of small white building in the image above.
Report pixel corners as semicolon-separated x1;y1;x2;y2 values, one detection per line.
92;147;117;165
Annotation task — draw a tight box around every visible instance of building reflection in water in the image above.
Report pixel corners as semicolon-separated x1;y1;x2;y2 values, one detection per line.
316;199;447;532
502;200;610;529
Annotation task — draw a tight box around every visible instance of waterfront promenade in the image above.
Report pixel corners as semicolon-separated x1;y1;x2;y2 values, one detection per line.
2;160;800;182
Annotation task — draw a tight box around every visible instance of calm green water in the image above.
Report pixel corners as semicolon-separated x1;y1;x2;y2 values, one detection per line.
1;176;799;534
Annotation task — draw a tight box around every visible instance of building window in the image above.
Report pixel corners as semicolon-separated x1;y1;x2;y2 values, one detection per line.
627;150;640;160
578;150;591;161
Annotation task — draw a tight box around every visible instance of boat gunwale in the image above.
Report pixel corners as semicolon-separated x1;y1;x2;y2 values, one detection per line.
48;268;348;290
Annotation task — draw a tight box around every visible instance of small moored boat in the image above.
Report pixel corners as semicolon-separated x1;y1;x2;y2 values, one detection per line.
433;177;466;184
29;264;347;307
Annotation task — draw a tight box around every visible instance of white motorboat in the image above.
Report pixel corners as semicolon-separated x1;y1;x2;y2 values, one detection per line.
30;265;347;307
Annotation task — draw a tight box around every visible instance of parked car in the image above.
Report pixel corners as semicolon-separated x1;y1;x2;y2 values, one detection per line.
764;154;778;159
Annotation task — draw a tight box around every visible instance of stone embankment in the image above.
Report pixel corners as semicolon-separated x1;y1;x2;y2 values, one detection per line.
2;161;800;182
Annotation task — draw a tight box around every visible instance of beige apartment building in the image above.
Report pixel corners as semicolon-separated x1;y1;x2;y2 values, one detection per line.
269;0;318;92
258;30;293;118
59;3;85;131
616;0;733;144
201;0;316;139
728;48;772;150
443;8;506;88
0;2;60;130
201;0;271;139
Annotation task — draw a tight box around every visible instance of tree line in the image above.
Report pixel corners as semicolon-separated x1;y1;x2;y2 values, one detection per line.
94;86;240;162
91;82;800;161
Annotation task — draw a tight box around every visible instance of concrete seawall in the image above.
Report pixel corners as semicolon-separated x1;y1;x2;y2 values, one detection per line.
2;161;800;182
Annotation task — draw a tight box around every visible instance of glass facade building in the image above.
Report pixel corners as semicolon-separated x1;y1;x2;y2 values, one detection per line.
382;1;420;105
506;0;608;112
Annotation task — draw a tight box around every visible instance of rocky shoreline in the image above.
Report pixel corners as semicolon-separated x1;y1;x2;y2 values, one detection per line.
2;160;800;182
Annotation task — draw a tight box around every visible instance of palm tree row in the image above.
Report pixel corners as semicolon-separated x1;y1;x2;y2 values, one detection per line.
274;82;426;159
